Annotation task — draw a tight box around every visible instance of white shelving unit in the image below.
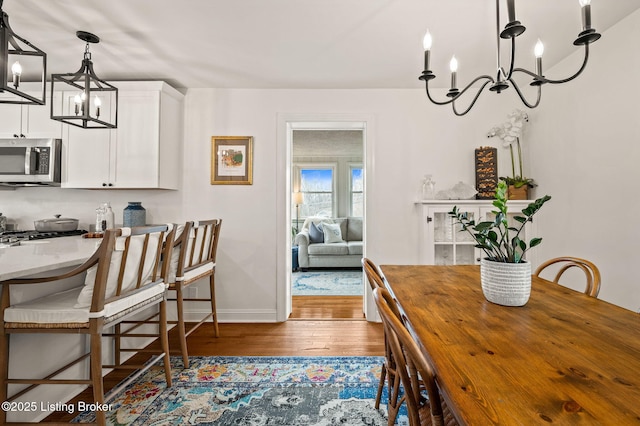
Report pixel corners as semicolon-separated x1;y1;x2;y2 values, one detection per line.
417;200;537;266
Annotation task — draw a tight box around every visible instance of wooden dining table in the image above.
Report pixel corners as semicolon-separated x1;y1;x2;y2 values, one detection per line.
380;264;640;425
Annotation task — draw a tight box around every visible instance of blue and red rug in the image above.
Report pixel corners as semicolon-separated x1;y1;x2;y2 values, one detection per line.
73;356;402;425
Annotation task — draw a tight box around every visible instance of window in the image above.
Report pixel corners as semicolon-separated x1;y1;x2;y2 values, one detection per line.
350;165;363;216
297;165;335;218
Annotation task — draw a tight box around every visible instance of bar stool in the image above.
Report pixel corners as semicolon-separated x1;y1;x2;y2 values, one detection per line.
166;219;222;368
0;225;175;426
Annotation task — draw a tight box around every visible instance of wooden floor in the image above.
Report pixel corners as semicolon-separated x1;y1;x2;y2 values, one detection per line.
290;295;367;320
46;296;383;422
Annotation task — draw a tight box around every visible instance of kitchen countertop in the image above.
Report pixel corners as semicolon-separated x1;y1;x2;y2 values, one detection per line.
0;236;100;281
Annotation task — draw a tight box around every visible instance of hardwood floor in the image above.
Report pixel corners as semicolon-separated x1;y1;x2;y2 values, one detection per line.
290;295;366;320
45;296;383;422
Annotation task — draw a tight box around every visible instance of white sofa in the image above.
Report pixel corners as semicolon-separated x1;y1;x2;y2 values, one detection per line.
294;217;363;270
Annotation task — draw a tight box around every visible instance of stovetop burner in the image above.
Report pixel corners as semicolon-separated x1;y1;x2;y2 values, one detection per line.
27;229;88;240
0;229;88;245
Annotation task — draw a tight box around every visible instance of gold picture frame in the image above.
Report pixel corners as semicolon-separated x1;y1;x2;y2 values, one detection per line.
211;136;253;185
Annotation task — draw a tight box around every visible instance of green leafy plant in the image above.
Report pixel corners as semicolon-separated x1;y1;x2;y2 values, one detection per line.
449;181;551;263
500;174;536;189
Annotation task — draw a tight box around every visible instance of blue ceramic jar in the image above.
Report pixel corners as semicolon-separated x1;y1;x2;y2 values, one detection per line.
123;202;146;227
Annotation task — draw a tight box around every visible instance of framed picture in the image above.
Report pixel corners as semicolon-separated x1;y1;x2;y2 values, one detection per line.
211;136;253;185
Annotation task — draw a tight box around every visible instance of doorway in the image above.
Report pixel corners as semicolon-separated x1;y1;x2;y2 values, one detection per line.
290;127;364;319
276;114;374;322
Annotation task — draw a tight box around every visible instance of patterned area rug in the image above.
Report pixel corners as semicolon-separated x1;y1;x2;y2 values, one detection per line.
73;356;406;425
292;270;363;296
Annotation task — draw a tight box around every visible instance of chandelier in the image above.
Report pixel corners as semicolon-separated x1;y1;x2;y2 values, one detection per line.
419;0;601;116
0;0;47;105
51;31;118;129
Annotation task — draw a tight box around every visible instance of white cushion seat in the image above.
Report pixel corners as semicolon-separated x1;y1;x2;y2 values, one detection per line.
177;261;216;283
4;281;167;325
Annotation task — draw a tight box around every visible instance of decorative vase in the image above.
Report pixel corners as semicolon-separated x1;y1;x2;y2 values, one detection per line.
508;184;528;200
421;175;436;200
123;202;146;227
480;258;531;306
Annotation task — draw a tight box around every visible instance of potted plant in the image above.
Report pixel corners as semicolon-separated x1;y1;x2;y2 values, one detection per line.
487;109;535;199
450;181;551;306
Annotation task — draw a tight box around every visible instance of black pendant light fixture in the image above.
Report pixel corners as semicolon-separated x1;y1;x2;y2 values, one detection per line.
51;31;118;129
419;0;601;116
0;0;47;105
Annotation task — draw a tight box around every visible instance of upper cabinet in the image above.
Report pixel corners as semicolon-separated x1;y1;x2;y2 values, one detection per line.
0;89;63;139
62;81;184;189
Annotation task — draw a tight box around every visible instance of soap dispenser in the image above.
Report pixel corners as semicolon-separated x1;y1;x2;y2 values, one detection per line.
102;202;115;230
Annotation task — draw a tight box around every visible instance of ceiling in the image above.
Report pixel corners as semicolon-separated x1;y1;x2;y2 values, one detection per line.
6;0;640;90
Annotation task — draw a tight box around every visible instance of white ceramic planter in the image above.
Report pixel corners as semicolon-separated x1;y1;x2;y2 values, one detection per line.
480;258;532;307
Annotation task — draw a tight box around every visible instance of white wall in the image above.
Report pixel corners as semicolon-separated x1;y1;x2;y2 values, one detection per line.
181;88;519;321
528;9;640;312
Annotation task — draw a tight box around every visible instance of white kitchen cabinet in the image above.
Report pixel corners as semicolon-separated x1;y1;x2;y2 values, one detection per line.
62;81;183;189
417;200;537;266
0;88;63;139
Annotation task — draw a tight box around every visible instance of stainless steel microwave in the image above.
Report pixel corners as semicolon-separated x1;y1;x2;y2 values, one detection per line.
0;138;61;187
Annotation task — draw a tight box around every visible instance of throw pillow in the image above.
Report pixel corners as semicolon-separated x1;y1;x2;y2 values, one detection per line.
309;221;324;243
322;222;343;244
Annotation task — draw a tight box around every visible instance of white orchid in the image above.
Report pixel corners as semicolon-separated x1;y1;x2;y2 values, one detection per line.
486;109;533;188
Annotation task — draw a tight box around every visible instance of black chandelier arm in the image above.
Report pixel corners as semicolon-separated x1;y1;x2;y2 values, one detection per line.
424;74;495;106
512;44;590;85
508;77;542;109
451;79;495;116
503;37;517;81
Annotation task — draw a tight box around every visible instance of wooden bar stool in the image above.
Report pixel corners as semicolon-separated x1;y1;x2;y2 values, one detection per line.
166;219;222;368
0;225;175;426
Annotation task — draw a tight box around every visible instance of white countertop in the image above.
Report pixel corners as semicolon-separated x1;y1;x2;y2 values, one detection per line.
0;236;101;281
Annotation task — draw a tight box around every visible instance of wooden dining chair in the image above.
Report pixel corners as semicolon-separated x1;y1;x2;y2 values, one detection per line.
362;257;400;417
0;225;175;426
165;219;222;368
534;256;601;297
373;286;458;426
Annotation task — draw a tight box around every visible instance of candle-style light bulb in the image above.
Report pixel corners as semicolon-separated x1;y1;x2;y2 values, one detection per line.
579;0;592;30
423;30;432;51
449;56;458;89
534;39;544;75
74;94;82;115
11;61;22;89
94;96;102;118
423;30;432;71
449;56;458;72
534;39;544;58
506;0;517;23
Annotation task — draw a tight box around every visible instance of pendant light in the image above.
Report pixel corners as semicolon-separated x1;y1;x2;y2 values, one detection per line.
0;0;47;105
51;31;117;129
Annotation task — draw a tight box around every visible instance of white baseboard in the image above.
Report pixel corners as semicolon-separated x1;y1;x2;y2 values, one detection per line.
182;308;278;323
